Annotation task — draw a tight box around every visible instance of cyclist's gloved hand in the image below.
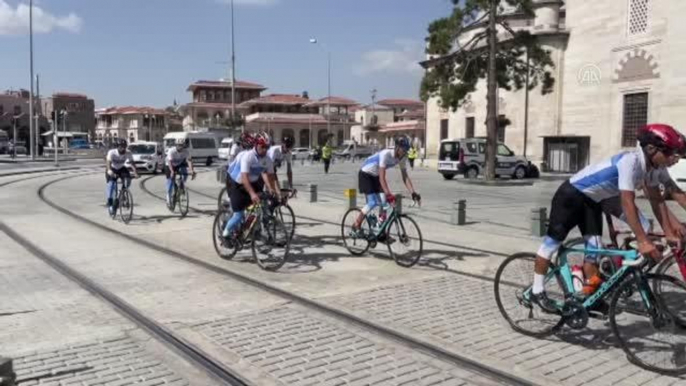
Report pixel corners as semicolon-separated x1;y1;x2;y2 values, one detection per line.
411;192;421;204
385;193;396;205
639;239;662;261
250;193;260;205
107;170;114;177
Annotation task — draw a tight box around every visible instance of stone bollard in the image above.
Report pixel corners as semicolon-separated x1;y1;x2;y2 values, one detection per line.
0;357;15;386
394;194;403;215
344;189;357;209
531;207;548;237
301;158;305;166
308;184;318;203
451;200;466;225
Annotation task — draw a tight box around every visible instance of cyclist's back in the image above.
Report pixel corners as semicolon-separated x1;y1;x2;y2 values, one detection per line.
361;148;405;176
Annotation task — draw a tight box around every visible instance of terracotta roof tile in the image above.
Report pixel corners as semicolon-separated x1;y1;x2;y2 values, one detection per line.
239;94;312;107
377;99;424;107
305;96;359;107
187;80;266;92
97;106;168;116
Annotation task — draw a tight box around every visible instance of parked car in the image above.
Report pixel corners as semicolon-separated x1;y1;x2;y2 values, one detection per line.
218;137;234;160
14;141;27;155
69;138;90;149
438;137;536;180
334;141;374;161
291;147;310;160
129;141;163;174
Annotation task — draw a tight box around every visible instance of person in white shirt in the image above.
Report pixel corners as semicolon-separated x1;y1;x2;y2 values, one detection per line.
266;135;294;191
165;138;196;205
105;139;138;214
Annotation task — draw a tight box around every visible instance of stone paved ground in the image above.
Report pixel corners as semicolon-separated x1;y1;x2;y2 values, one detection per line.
13;336;188;386
192;303;500;386
327;275;686;386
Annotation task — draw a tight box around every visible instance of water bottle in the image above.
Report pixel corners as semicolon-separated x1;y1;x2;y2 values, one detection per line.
572;265;584;293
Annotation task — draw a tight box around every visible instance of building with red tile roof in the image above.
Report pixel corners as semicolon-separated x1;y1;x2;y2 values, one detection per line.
96;106;170;143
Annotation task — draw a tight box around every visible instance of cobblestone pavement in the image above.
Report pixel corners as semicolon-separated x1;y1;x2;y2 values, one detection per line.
13;336;188;386
327;275;686;386
192;303;499;386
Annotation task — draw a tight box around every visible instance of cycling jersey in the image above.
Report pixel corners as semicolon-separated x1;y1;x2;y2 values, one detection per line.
229;149;274;184
645;167;673;188
360;149;407;176
569;147;647;202
166;147;191;168
228;143;241;163
267;145;292;169
107;149;134;170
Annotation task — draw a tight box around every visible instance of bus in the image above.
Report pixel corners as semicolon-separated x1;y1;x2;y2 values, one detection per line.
163;132;219;166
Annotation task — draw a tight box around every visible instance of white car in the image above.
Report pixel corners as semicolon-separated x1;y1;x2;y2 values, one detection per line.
218;137;234;160
669;157;686;191
129;141;163;174
291;147;309;160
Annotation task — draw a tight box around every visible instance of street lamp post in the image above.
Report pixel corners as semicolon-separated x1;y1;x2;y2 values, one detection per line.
309;38;331;137
29;0;35;160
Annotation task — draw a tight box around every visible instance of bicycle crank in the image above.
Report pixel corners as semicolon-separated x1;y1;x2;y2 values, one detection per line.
562;300;588;330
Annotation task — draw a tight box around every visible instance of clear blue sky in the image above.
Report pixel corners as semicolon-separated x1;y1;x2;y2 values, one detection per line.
1;0;452;108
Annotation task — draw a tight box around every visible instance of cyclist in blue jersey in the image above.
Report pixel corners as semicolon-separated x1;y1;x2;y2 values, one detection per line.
531;124;685;313
352;135;421;231
221;133;278;243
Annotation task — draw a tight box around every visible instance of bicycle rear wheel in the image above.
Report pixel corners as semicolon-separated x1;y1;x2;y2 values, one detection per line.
212;209;238;260
275;204;296;240
252;215;290;271
119;188;134;224
494;252;565;337
610;273;686;375
386;214;422;268
341;208;371;256
178;187;189;218
217;187;228;211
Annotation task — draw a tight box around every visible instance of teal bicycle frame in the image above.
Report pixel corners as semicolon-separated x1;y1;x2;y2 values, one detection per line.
366;205;399;239
528;246;651;311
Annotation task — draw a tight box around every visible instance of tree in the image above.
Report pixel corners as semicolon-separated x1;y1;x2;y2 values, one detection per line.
421;0;556;180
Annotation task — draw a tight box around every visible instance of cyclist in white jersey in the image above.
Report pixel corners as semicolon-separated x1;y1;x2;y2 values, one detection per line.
267;135;294;192
165;138;196;206
222;133;278;240
531;124;685;313
105;139;138;214
352;136;421;231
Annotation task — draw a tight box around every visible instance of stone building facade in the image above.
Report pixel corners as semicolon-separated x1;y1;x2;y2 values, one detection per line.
425;0;684;173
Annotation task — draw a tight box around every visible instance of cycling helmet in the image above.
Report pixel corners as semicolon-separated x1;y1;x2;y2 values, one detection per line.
394;135;411;152
116;139;128;148
282;135;295;149
239;132;255;149
637;124;684;153
255;132;271;148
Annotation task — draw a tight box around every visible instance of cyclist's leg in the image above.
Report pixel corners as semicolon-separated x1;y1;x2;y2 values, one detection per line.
179;165;188;185
223;181;250;237
164;165;174;201
579;197;604;295
121;168;132;189
105;171;117;207
532;181;582;310
355;171;382;228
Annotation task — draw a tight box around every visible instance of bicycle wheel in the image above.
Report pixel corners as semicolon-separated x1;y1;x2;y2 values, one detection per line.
119;189;134;224
178;187;189;218
386;214;423;268
341;208;371;256
212;209;238;260
217;187;228;211
252;215;290;271
275;204;296;240
610;273;686;375
494;252;565;337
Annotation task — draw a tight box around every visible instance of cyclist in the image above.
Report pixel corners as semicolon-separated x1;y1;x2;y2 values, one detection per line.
531;123;684;313
352;135;421;232
228;135;245;164
221;133;278;242
165;138;196;206
267;135;295;193
105;139;138;214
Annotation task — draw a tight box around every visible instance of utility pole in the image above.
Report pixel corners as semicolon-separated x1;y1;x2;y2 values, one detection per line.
29;0;35;159
230;0;238;133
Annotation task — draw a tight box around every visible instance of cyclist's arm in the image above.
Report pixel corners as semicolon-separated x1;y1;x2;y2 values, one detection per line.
106;159;113;175
378;167;392;196
621;190;650;244
126;153;138;177
400;168;416;194
242;172;259;199
286;161;293;190
665;179;686;209
645;185;678;240
187;157;195;175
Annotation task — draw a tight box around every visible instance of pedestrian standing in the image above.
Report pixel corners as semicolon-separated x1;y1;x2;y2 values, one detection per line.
8;139;15;159
420;147;426;167
408;146;417;169
322;142;332;174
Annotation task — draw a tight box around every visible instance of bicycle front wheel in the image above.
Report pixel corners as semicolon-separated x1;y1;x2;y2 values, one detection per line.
212;209;238;260
341;208;371;256
386;214;422;268
178;188;189;218
494;252;565;337
119;189;134;224
217;187;228;211
252;216;290;271
610;273;686;375
275;204;296;241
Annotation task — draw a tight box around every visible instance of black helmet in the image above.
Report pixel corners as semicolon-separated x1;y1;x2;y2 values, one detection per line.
282;136;294;149
116;139;128;148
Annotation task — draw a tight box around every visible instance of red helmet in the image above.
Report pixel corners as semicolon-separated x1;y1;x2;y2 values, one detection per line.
637;124;685;153
239;132;255;149
255;132;271;147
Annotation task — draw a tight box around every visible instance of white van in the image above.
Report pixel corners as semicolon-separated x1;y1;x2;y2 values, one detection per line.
218;137;234;160
163;132;219;166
